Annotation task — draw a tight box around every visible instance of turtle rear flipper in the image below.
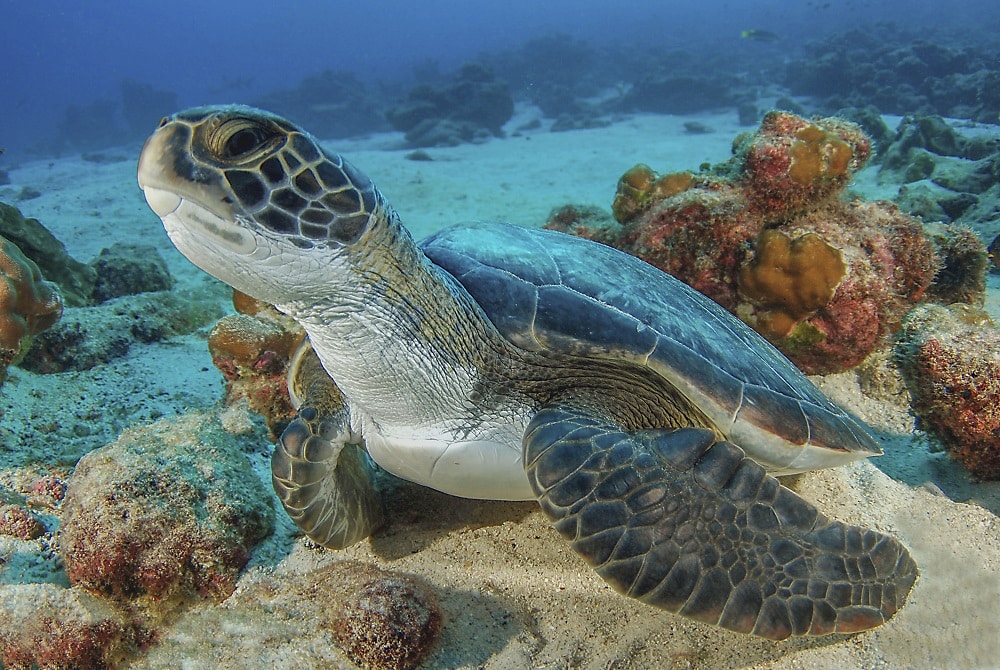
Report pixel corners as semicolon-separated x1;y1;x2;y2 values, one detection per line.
523;404;917;640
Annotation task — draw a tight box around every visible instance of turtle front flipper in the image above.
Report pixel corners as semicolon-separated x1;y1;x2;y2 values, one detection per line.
271;342;384;549
523;404;917;640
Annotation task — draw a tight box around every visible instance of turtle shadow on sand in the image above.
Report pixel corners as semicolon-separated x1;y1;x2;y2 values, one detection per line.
368;477;536;561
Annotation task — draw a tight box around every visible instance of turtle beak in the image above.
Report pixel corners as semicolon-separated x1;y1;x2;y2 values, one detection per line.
138;125;182;217
137;117;235;224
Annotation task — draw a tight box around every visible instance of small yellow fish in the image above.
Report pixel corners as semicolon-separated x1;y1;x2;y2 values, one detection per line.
741;29;779;42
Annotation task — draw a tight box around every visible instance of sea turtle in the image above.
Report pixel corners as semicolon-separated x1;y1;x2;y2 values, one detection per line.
137;105;916;640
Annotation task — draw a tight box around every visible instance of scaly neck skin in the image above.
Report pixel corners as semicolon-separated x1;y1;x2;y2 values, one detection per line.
276;208;504;432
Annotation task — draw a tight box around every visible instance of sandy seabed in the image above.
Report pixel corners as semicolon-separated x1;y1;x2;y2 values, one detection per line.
2;108;999;669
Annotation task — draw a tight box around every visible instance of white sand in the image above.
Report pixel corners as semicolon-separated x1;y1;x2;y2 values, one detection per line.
2;109;1000;669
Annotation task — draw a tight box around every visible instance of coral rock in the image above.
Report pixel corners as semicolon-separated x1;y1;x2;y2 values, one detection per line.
321;561;441;670
60;413;274;602
0;234;63;384
898;304;1000;480
741;111;870;218
0;584;145;670
922;222;989;305
208;299;305;435
750;200;937;373
0;202;96;307
548;111;938;374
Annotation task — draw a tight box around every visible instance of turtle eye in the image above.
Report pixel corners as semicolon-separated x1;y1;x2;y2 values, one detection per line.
224;128;263;158
210;117;278;162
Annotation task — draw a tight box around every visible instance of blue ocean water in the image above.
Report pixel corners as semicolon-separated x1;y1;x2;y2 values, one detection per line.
1;0;996;156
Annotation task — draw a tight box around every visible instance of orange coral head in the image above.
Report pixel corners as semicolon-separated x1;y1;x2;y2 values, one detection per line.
612;164;658;223
207;313;300;368
651;171;694;201
738;229;847;339
0;235;63;374
788;125;853;186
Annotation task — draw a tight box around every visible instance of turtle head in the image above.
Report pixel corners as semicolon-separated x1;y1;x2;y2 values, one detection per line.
138;105;386;304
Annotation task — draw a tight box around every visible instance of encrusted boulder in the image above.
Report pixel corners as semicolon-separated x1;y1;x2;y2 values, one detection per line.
0;584;147;670
60;412;274;603
897;304;1000;480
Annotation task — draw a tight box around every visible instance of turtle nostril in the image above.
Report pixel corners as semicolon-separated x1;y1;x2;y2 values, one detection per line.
158;117;169;128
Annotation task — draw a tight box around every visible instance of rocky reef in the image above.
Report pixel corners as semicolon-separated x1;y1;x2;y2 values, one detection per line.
548;111;964;374
877;114;1000;252
897;304;1000;480
0;234;63;386
784;28;1000;123
252;69;389;140
386;63;514;147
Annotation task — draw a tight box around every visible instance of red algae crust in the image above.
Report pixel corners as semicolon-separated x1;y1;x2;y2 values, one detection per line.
897;304;1000;479
60;412;275;603
0;584;147;670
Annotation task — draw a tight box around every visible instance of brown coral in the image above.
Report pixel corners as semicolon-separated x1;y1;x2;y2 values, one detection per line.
898;304;1000;479
611;165;693;223
0;234;63;383
738;230;847;339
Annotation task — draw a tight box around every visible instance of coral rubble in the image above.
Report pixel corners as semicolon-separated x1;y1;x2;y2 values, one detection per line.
60;412;274;602
547;111;941;373
897;304;1000;480
0;234;63;385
